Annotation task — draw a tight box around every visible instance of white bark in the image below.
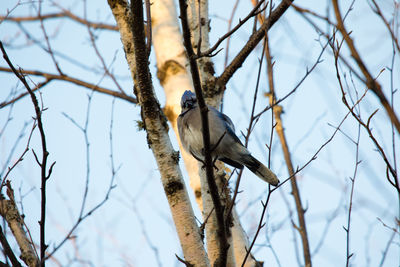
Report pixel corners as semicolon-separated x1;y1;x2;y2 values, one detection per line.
187;1;260;266
187;0;217;96
200;167;237;266
186;1;236;265
232;208;259;267
151;1;261;265
151;0;203;209
108;1;209;265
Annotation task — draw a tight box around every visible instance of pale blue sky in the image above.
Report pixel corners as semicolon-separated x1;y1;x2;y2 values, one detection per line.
0;0;398;266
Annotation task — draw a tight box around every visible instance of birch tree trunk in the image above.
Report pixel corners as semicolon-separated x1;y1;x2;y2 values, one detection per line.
187;0;219;101
186;1;260;266
151;0;203;209
151;0;261;265
107;1;209;265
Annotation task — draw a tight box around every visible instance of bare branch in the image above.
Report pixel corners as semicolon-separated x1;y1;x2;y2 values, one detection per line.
1;122;36;191
0;11;118;31
369;0;400;54
216;0;294;90
199;0;267;58
345;121;361;267
332;0;400;134
241;189;272;267
144;0;152;58
45;96;117;260
259;6;312;264
331;33;399;194
0;41;52;266
178;0;228;265
36;0;64;76
0;225;22;267
0;67;137;108
83;0;126;95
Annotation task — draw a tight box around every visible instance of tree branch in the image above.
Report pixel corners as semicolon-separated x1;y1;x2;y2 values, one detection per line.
332;0;400;135
198;0;266;58
216;0;294;91
0;67;137;108
0;11;118;31
258;5;312;265
178;0;228;266
0;41;51;267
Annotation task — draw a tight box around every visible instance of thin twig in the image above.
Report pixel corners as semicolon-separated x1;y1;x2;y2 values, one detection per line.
226;36;267;231
344;121;361;267
292;3;365;84
378;224;397;267
241;187;272;267
260;3;312;264
199;0;266;57
0;122;29;179
1;122;36;191
223;0;240;69
36;0;64;76
83;0;126;95
45;97;116;259
332;0;400;134
254;37;327;120
274;85;371;190
369;0;400;54
331;32;399;194
0;41;52;267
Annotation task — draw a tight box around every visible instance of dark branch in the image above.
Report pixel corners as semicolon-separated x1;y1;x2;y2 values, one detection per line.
178;0;229;266
199;0;267;57
0;41;50;267
0;226;22;267
332;0;400;134
216;0;294;90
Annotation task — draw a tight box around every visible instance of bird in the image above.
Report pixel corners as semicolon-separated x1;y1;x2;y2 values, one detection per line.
177;90;279;186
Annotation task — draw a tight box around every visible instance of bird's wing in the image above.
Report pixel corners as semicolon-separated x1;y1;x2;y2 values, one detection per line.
213;108;243;146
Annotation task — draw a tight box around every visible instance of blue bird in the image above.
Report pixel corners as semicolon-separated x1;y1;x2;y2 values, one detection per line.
177;90;279;186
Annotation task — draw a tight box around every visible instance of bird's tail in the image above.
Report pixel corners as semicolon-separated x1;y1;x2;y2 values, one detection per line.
241;155;279;186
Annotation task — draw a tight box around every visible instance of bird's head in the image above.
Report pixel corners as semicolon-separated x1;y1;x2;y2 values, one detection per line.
180;90;197;110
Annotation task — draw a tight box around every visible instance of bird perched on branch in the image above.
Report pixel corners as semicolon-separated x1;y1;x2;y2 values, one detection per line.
177;90;279;186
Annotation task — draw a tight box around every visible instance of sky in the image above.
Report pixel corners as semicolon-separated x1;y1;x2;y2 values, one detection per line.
0;0;399;266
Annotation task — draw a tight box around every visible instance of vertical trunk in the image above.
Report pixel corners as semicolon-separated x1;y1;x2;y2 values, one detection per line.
108;1;209;265
151;0;203;209
151;0;264;265
187;0;218;98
